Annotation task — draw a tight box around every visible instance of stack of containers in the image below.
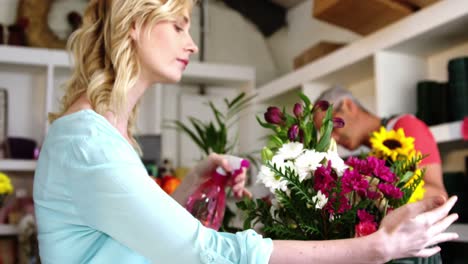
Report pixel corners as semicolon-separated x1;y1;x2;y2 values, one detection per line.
416;81;449;126
448;57;468;121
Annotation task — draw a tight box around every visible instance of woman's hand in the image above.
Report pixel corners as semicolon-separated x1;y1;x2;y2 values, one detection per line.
172;153;251;205
190;153;252;199
377;195;459;261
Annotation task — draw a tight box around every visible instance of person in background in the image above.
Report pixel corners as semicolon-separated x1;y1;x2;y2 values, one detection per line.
313;86;447;200
313;86;449;264
33;1;458;263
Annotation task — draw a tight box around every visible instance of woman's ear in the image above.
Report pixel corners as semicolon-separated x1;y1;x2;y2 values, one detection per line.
129;23;139;41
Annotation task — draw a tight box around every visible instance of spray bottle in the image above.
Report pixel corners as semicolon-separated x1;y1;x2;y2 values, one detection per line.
185;155;250;230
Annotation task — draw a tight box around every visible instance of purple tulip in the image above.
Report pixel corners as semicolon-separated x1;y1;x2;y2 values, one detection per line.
333;117;345;128
293;103;303;118
264;106;284;125
288;124;300;141
312;100;330;112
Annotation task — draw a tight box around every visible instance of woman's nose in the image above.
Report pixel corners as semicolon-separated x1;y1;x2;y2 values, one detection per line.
186;35;199;54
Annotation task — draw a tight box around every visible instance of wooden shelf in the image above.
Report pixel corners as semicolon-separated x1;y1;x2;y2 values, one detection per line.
0;224;18;236
0;159;36;172
257;0;468;102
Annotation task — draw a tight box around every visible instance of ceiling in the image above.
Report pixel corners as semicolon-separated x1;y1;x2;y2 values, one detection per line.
220;0;306;37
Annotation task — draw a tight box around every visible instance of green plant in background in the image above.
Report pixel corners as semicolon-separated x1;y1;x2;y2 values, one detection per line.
171;92;255;157
168;92;257;232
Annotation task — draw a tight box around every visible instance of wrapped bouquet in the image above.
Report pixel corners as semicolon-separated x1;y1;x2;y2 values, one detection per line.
238;93;424;240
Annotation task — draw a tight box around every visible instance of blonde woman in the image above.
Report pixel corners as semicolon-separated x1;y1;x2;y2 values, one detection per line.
33;0;459;263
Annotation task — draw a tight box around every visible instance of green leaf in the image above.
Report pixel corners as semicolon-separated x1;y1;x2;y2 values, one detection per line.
298;92;311;109
316;107;334;152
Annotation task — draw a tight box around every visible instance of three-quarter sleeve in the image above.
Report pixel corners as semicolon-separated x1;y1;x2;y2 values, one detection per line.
68;136;273;263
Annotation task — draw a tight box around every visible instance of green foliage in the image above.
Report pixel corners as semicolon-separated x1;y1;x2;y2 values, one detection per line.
168;92;255;157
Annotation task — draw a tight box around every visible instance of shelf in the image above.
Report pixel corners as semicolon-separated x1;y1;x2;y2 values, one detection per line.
0;159;36;172
182;61;255;86
0;224;18;236
430;121;464;144
0;46;255;87
447;223;468;243
0;45;70;68
257;0;468;102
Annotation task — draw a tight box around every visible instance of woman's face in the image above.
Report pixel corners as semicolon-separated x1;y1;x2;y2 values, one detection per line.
131;11;198;84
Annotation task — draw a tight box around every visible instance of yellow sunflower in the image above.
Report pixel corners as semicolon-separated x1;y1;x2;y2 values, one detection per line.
404;169;425;203
370;127;415;161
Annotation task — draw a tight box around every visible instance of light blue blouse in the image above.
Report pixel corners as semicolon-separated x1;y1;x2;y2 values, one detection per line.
33;110;273;264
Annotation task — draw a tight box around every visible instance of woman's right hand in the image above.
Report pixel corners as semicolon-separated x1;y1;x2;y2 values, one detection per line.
377;195;459;261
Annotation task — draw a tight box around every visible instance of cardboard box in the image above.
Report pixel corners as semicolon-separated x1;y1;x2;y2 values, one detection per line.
293;41;346;69
313;0;414;35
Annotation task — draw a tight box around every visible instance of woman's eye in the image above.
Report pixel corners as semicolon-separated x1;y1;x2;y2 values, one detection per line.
174;25;183;32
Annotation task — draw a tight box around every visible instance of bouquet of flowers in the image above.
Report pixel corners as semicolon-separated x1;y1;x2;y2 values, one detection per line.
237;93;424;240
0;172;14;207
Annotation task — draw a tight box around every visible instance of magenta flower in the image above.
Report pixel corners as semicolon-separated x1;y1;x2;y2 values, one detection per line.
312;100;330;112
368;157;395;183
288;124;300;141
333;117;345;128
314;161;337;195
293;103;303;118
367;190;381;200
357;210;375;223
378;183;403;199
325;193;351;214
345;156;372;176
342;169;369;196
264;106;285;125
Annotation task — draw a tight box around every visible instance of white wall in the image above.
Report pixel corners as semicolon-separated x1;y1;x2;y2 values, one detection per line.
266;0;360;75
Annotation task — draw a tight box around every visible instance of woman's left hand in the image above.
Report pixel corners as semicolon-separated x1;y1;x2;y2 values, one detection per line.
172;153;251;205
191;153;252;199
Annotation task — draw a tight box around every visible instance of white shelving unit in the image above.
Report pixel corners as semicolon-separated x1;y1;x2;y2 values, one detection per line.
255;0;468;144
0;44;256;171
257;0;468;106
0;160;36;172
0;224;18;236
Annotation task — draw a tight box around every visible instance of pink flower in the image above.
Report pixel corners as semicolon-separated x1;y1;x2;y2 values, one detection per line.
293;103;303;118
288;124;300;141
325;193;351;214
355;221;378;237
314;161;336;194
357;210;374;223
264;107;285;125
342;169;369;196
313;100;330;112
378;183;403;199
333;117;345;128
367;157;395;183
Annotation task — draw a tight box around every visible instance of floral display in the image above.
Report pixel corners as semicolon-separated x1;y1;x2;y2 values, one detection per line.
0;172;14;207
237;93;424;241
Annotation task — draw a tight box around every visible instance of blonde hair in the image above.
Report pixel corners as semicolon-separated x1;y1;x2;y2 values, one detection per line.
49;0;195;147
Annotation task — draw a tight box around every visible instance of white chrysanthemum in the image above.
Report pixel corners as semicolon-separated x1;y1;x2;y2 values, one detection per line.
325;150;348;177
256;165;288;193
311;190;328;209
294;150;326;182
277;142;304;160
271;155;298;176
